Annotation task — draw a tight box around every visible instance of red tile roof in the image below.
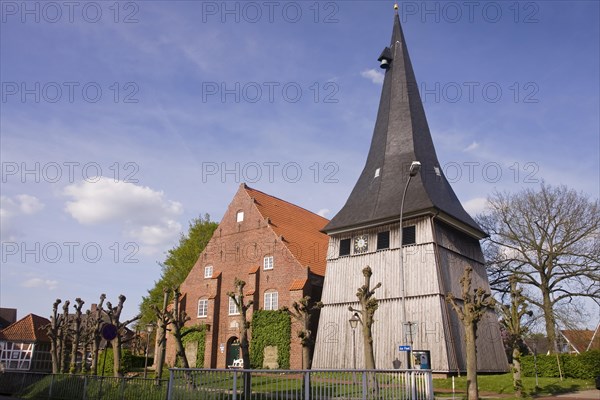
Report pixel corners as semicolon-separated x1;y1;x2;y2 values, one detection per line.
248;265;260;274
561;328;600;353
244;185;329;276
0;314;50;343
289;279;307;291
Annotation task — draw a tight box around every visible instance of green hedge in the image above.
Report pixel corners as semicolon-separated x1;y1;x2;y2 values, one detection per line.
97;348;134;375
521;350;600;379
180;324;208;368
250;310;291;369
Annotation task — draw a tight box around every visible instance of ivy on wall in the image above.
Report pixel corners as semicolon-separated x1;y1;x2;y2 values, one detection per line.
250;310;291;369
181;324;208;368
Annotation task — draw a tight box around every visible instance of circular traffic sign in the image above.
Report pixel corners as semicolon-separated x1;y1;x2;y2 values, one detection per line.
101;323;118;341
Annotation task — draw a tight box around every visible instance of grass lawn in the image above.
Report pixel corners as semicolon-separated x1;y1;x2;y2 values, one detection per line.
433;373;596;399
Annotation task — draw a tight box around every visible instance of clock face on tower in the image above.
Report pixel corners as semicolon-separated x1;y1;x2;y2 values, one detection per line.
353;235;368;254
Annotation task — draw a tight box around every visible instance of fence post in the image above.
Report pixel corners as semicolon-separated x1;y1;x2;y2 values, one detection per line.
120;376;126;400
167;369;174;400
426;371;433;400
362;371;367;400
82;375;88;400
48;374;54;399
232;371;237;400
304;371;310;400
410;371;417;400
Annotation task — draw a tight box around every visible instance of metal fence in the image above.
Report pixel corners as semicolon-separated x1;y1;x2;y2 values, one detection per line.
168;368;434;400
0;369;433;400
0;371;168;400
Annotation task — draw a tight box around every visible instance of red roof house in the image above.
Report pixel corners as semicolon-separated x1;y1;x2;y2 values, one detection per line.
166;184;329;369
0;314;52;372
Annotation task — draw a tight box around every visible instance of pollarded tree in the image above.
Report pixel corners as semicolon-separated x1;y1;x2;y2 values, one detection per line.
105;295;140;377
498;277;533;398
69;298;85;373
58;300;70;373
349;266;381;396
446;267;496;400
167;287;200;369
44;299;64;373
478;183;599;353
150;289;170;384
89;294;106;376
283;295;323;369
227;278;253;397
348;266;381;370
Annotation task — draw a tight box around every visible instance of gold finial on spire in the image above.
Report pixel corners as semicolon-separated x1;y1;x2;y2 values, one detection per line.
394;3;399;11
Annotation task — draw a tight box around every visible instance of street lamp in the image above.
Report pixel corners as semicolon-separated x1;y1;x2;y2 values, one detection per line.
143;323;154;379
349;313;360;370
399;160;421;369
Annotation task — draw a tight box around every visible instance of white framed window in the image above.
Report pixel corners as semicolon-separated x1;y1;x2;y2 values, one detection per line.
236;211;244;222
204;265;213;278
263;255;273;270
228;296;240;315
264;291;278;310
197;299;208;318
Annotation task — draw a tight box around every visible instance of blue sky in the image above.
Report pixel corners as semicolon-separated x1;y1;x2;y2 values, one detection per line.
1;1;599;326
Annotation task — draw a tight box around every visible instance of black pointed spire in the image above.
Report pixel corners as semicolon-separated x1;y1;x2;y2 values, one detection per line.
325;12;485;238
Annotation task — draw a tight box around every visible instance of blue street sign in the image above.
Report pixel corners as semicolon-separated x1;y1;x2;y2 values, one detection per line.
399;345;411;351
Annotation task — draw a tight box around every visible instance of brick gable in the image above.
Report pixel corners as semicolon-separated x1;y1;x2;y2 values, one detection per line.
170;184;329;369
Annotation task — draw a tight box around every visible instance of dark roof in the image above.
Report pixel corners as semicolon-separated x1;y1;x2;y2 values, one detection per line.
0;313;50;343
324;13;485;238
0;308;17;329
244;185;330;276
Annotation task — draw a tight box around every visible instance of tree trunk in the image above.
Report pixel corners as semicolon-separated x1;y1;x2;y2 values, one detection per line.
542;289;558;354
512;346;523;397
50;338;59;373
465;322;479;400
173;333;190;369
362;323;376;370
302;346;311;370
112;336;122;377
69;299;84;374
91;337;101;375
240;321;251;398
154;290;169;384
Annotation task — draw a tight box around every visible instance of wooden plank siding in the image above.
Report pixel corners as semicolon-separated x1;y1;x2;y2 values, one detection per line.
313;216;508;373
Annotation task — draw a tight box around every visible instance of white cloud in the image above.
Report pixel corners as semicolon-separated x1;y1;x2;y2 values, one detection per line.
464;197;488;216
1;194;45;241
463;141;480;152
22;278;58;290
317;208;331;218
1;194;44;219
361;69;384;85
63;178;183;249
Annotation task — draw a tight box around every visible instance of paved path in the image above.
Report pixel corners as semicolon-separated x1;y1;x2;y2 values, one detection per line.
537;390;600;400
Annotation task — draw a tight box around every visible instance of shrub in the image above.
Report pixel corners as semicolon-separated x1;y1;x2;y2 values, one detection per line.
97;348;134;375
522;350;600;379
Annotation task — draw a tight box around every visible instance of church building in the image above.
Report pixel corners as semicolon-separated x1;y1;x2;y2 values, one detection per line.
312;10;508;373
167;184;329;369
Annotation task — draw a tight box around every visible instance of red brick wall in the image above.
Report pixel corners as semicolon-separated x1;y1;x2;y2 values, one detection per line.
166;186;320;369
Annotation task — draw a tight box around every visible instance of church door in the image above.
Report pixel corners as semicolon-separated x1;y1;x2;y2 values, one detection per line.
226;337;240;367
